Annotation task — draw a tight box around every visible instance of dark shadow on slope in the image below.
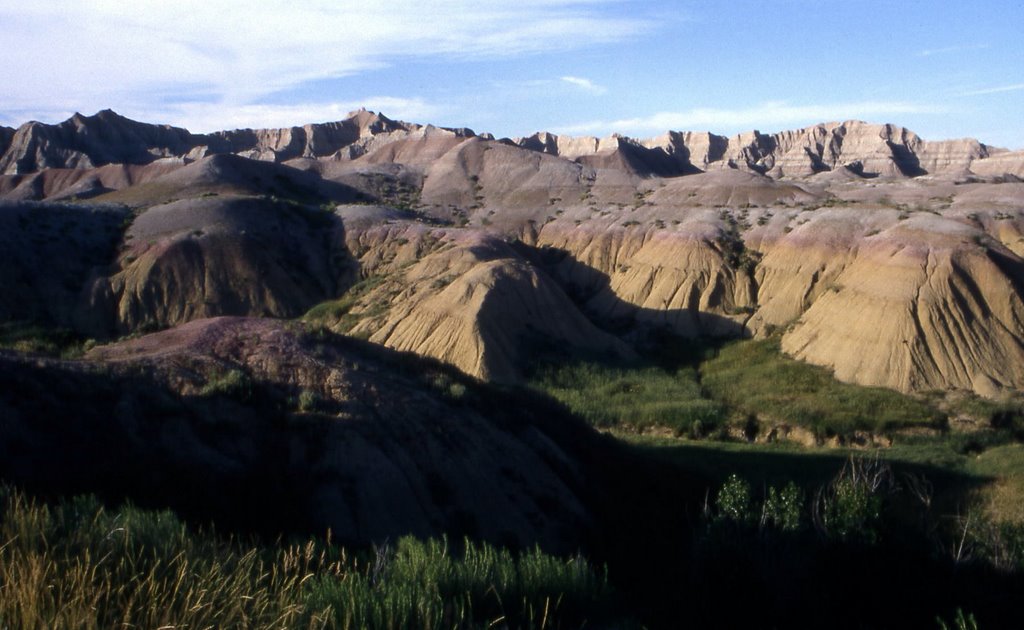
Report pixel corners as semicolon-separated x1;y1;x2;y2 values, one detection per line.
0;196;362;343
576;141;700;178
0;201;131;327
1;323;1019;629
601;438;1022;630
0;329;671;554
890;141;927;177
509;239;747;369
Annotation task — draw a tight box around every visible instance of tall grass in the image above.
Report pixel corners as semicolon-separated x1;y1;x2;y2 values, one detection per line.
0;486;618;629
529;362;726;436
530;338;946;439
701;338;946;436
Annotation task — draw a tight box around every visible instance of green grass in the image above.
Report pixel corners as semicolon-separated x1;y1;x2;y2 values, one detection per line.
528;362;726;437
701;338;947;436
199;368;254;400
303;274;389;332
0;321;93;359
0;485;621;629
963;444;1024;522
529;337;947;440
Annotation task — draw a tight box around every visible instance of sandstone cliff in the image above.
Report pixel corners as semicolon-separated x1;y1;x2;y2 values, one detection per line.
517;120;1007;179
323;219;633;382
781;215;1024;396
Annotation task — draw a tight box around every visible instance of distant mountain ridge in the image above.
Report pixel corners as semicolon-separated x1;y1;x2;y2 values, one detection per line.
0;109;474;176
2;109;1022;180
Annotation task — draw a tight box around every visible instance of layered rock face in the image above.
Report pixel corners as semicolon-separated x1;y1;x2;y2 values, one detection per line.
342;231;633;382
781;218;1024;396
83;195;349;335
517;120;1009;179
200;109;430;162
970;149;1024;178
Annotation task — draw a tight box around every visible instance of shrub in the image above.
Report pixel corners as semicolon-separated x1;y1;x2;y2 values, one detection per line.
297;389;319;412
199;368;253;401
813;457;890;544
714;474;753;525
762;481;803;532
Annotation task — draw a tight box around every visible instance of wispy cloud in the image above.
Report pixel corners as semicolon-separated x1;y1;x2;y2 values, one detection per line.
917;43;990;57
957;83;1024;97
0;1;653;129
553;101;948;136
0;97;444;134
560;76;607;94
148;98;445;133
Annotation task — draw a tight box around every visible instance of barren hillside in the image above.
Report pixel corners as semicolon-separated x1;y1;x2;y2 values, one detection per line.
2;109;1022;398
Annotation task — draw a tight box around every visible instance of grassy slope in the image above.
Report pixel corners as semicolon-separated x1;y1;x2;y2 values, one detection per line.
701;338;947;435
528;335;1024;529
529;337;948;439
528;362;725;435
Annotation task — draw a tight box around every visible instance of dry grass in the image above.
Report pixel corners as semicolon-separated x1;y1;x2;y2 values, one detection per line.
0;486;618;629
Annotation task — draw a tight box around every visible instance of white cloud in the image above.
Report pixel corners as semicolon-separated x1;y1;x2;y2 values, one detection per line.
560;76;607;94
144;97;444;133
917;43;990;57
957;83;1024;97
0;97;443;134
0;1;651;129
553;101;948;136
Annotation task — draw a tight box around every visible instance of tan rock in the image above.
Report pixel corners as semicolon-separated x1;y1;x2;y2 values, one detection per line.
782;215;1024;396
343;233;633;382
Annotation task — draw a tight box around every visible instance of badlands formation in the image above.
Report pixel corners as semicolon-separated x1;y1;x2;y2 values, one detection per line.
2;109;1023;399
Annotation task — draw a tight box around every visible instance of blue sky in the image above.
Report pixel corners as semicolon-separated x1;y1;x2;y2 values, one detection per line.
1;0;1022;148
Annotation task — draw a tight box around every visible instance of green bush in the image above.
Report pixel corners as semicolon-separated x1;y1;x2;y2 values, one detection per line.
813;458;890;544
199;368;253;401
710;475;804;533
822;477;883;543
303;274;389;332
0;321;92;359
713;474;753;525
298;389;319;412
763;481;803;532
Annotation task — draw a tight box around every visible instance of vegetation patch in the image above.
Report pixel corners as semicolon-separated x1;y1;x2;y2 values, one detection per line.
529;361;726;437
0;321;93;359
199;368;253;401
0;486;621;630
701;338;947;436
530;336;947;441
303;274;389;332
